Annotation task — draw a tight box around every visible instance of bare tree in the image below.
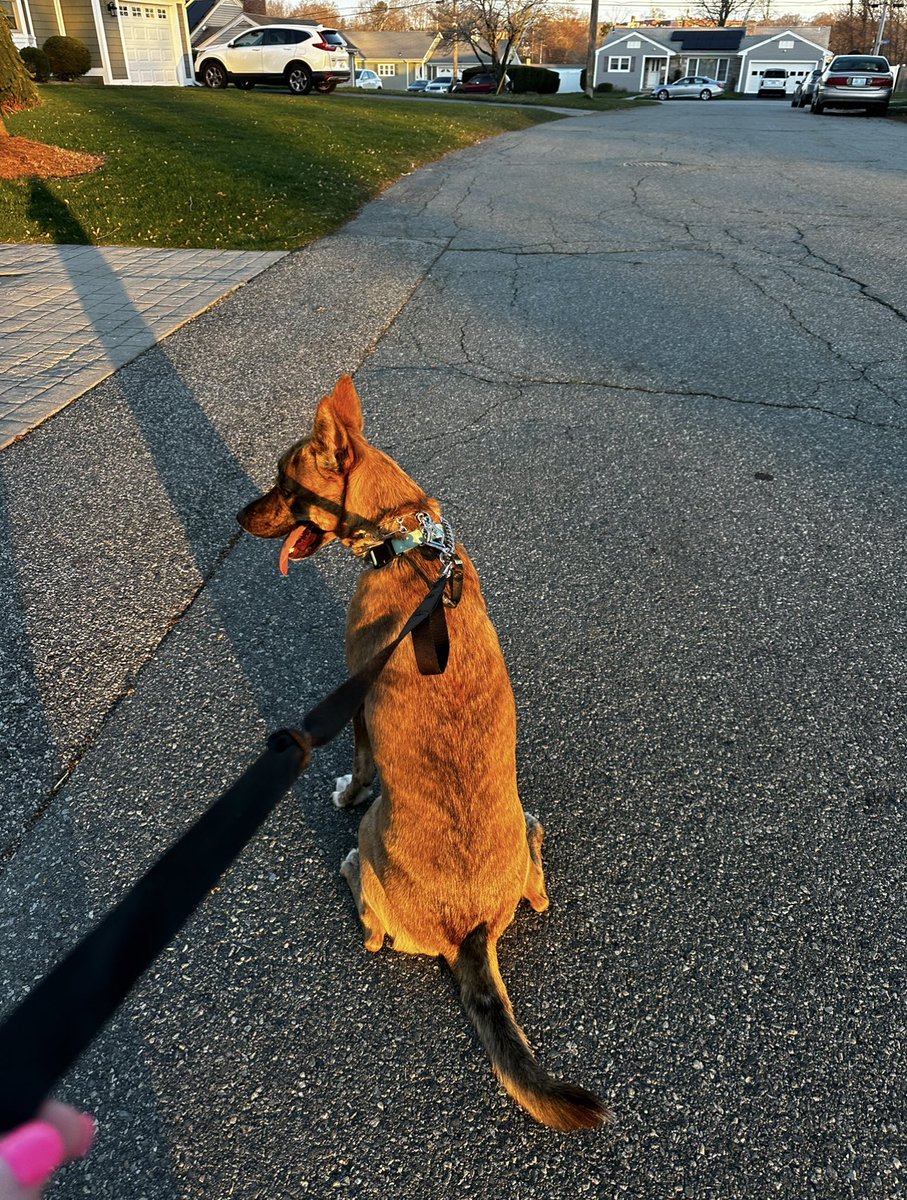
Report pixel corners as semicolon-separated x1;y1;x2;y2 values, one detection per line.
693;0;749;26
270;1;343;20
436;0;550;76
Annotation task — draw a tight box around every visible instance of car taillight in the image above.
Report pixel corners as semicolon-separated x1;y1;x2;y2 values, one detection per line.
871;76;893;86
826;75;848;86
313;39;335;51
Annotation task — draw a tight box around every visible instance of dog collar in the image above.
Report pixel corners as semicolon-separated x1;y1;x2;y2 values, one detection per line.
365;512;456;570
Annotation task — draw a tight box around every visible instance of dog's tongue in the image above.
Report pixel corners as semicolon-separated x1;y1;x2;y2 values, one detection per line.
279;525;318;575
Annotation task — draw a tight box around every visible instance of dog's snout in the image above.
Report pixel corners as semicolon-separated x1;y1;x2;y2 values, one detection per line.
236;489;296;539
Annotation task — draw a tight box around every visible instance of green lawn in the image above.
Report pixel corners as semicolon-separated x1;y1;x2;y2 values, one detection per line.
1;86;560;250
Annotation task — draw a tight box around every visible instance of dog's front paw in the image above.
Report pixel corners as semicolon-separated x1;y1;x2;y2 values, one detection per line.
331;774;374;809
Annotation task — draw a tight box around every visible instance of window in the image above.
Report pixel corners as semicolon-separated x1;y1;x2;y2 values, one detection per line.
0;0;21;31
233;30;264;47
683;56;729;81
627;39;641;48
608;56;631;72
779;39;794;48
263;29;288;45
377;62;395;76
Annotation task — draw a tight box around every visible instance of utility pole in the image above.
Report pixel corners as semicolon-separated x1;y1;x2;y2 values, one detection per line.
584;0;600;97
871;0;889;53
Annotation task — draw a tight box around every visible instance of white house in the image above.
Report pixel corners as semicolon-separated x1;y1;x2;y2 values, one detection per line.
3;0;195;85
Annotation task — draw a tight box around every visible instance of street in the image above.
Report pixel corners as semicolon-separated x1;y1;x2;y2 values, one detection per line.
1;97;906;1197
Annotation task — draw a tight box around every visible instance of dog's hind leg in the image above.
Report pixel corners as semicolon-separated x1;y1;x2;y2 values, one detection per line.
340;849;387;952
332;707;377;808
523;813;550;913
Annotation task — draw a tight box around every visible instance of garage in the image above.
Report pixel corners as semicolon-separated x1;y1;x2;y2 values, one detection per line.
744;58;814;94
116;2;182;84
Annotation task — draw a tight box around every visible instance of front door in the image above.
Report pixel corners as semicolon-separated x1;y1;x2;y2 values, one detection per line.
643;57;666;89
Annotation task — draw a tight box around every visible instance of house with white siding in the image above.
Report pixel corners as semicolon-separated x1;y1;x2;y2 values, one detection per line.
3;0;195;85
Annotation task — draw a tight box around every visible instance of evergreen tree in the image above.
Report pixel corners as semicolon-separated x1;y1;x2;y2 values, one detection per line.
0;11;39;136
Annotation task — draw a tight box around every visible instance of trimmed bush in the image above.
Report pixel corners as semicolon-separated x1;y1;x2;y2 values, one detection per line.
506;65;560;95
19;45;51;82
42;35;91;80
594;81;613;93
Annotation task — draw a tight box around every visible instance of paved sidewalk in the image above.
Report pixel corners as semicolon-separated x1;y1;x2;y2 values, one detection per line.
0;243;285;448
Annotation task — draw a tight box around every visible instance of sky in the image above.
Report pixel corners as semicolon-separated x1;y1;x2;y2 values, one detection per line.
281;0;840;22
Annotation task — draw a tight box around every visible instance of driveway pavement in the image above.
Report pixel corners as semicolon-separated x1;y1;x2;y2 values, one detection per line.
1;100;906;1200
0;245;284;447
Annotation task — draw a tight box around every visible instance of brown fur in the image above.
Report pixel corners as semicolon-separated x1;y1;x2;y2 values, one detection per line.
237;376;609;1131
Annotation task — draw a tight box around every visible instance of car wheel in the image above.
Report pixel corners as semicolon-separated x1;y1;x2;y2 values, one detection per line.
234;79;255;90
699;89;712;100
199;61;228;89
286;63;313;96
811;97;824;113
315;79;337;93
656;89;669;100
790;93;799;107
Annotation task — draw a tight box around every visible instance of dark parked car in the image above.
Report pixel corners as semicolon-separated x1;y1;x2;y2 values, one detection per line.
452;72;507;94
791;68;821;107
406;77;430;92
811;54;894;115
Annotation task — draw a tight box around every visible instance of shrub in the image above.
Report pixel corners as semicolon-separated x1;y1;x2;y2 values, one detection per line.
42;35;91;80
506;65;559;95
594;81;613;93
19;45;51;82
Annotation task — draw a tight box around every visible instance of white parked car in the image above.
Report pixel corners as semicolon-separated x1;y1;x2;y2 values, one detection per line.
354;69;383;90
425;75;455;93
195;24;350;96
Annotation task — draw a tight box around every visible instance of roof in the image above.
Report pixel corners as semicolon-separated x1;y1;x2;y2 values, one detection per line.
601;24;830;54
740;26;831;51
341;30;437;61
670;28;746;50
185;0;222;30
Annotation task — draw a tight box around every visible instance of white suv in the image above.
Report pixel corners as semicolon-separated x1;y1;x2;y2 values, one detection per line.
196;25;350;96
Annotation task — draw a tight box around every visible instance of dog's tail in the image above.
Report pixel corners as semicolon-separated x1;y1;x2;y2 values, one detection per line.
450;924;610;1132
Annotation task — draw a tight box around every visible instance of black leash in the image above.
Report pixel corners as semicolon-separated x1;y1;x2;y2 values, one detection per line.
0;572;449;1137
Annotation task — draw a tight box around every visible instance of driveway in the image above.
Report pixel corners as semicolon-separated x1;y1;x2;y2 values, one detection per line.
1;99;905;1199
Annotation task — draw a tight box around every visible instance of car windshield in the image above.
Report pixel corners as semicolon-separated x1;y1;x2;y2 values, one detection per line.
830;56;889;71
318;29;346;46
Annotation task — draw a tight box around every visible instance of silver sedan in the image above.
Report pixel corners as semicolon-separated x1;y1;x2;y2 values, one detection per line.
653;75;725;101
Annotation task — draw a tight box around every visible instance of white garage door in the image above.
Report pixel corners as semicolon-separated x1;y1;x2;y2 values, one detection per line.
745;60;815;94
119;4;180;85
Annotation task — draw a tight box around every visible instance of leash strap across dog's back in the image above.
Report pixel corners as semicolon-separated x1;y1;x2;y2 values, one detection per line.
0;573;449;1137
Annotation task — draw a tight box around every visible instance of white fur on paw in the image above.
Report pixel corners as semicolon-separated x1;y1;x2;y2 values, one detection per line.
331;774;374;809
340;848;359;876
331;774;353;807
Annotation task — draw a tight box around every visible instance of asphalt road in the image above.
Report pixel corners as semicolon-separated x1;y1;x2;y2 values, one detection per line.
1;98;906;1199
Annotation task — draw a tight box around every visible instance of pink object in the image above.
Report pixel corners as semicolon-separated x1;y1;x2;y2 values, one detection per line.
75;1114;97;1159
0;1121;66;1188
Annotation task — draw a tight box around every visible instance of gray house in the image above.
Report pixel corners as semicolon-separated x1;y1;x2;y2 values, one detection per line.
594;25;831;95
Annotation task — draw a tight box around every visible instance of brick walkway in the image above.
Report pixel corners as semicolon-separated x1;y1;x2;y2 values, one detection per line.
0;244;286;448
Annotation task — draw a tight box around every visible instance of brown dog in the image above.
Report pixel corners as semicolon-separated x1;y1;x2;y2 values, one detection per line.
237;375;608;1131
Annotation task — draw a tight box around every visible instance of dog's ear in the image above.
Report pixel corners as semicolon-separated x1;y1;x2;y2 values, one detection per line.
311;375;364;471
